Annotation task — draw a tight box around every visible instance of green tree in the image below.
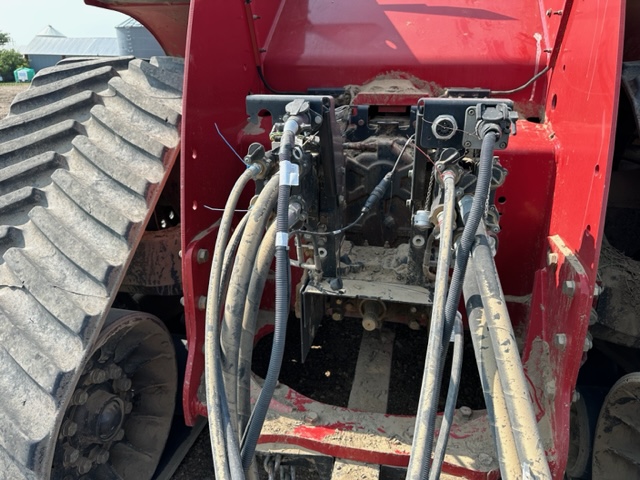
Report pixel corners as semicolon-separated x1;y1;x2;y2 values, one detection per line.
0;31;10;47
0;49;28;82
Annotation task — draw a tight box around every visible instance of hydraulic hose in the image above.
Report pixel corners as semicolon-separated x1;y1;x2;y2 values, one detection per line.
220;213;249;299
205;165;261;480
241;115;306;470
407;170;457;479
470;223;551;479
237;203;302;435
221;175;280;436
429;312;463;480
407;131;498;480
463;260;520;480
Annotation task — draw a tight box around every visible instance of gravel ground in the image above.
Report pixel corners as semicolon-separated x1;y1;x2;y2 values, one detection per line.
0;83;29;118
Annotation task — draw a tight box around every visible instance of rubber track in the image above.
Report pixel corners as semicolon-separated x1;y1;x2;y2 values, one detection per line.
0;56;183;478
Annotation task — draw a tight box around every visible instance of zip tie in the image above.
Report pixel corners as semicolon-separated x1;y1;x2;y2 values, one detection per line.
280;161;300;186
275;232;289;248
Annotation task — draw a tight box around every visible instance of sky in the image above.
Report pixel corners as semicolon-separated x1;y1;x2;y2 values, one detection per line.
1;0;130;47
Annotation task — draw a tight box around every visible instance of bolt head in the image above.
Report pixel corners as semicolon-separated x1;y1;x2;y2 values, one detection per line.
478;453;493;466
63;446;80;465
196;249;210;264
304;411;319;424
331;312;343;321
89;369;107;384
198;295;207;311
113;378;132;393
460;406;473;418
547;251;559;266
61;420;77;438
572;390;581;403
554;333;567;347
583;334;593;352
405;199;412;208
76;457;92;475
72;389;88;406
106;364;123;380
562;280;576;297
408;320;421;331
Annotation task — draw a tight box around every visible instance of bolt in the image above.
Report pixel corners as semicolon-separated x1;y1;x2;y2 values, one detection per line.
304;411;319;424
357;119;365;126
314;115;322;124
547;251;558;266
335;299;343;305
499;142;507;149
593;284;602;298
463;141;472;148
180;296;185;306
408;320;421;331
406;199;412;208
196;249;209;264
460;406;473;418
409;306;417;313
583;334;593;352
106;364;123;380
178;250;182;258
63;446;80;465
91;447;110;465
88;369;107;384
61;420;77;437
408;169;413;178
554;333;567;349
331;312;343;321
562;280;576;297
76;457;92;475
71;389;88;406
198;295;207;311
589;308;598;326
113;378;132;392
478;453;493;466
572;390;581;403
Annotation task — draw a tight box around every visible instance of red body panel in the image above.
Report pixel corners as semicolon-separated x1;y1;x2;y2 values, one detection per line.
89;0;626;477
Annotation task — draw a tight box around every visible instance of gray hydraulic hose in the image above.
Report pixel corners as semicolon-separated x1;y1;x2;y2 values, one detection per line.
237;203;302;435
241;115;306;470
429;312;463;480
220;213;249;299
407;170;456;479
471;223;551;479
205;165;261;480
463;260;520;480
221;174;279;436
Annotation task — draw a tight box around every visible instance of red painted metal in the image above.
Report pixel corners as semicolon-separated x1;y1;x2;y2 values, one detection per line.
90;0;627;476
84;1;190;56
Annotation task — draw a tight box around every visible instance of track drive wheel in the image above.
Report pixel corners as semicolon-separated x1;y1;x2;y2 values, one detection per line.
0;56;183;478
592;373;640;479
51;309;177;479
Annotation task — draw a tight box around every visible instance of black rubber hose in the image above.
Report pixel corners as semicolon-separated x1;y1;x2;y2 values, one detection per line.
428;313;463;480
220;175;280;436
205;165;261;480
237;204;302;436
241;117;304;469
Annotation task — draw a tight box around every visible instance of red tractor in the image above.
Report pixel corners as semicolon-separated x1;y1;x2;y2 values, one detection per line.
0;1;638;478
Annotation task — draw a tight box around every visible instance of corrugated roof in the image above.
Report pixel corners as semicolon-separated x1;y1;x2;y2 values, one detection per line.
116;18;143;28
20;36;119;56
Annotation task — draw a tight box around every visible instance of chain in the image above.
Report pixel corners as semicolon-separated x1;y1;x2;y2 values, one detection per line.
424;169;436;212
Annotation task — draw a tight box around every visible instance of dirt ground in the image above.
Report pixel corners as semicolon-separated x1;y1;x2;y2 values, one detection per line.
0;83;29;118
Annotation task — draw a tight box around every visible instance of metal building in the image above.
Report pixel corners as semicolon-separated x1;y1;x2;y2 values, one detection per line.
116;18;164;59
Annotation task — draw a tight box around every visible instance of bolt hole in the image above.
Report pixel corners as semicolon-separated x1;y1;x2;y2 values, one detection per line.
562;64;566;71
586;224;591;232
595;164;600;173
498;196;507;204
551;94;557;110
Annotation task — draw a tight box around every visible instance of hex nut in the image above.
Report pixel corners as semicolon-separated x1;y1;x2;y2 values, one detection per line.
459;406;473;418
196;249;210;264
